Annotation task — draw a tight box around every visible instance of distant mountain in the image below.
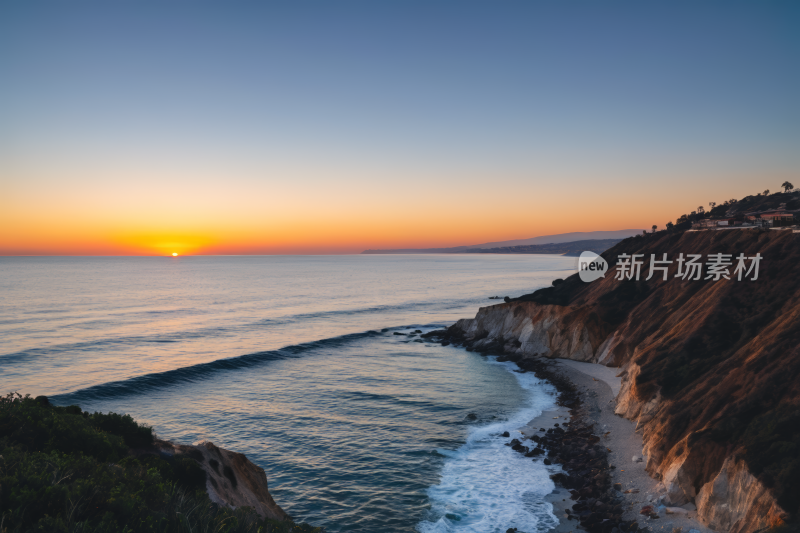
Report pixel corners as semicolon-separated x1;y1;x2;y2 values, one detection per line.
462;239;624;256
361;230;643;254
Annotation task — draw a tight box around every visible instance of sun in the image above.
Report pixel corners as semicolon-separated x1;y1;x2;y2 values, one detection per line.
172;252;178;257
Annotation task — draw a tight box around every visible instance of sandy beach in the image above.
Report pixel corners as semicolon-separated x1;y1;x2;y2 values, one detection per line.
530;359;715;533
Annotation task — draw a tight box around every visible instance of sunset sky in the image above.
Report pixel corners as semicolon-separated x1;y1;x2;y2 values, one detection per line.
2;2;798;255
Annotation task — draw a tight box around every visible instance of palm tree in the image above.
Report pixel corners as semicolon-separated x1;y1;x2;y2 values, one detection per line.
783;181;795;192
652;225;657;233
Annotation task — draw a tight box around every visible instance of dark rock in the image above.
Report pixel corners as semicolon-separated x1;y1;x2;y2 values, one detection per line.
502;431;510;437
465;413;477;421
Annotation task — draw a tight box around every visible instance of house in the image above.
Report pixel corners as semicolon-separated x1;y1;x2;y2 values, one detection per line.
714;217;740;226
745;210;795;227
691;219;718;228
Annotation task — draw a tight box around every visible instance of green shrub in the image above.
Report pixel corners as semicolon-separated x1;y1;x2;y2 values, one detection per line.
0;393;321;533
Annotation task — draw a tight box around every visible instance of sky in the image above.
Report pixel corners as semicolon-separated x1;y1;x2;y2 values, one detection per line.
1;1;799;255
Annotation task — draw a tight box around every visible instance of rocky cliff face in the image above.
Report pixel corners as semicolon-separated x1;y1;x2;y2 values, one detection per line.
443;229;800;532
156;439;289;522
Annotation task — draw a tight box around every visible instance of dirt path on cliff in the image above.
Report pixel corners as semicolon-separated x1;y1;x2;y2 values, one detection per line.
543;360;715;533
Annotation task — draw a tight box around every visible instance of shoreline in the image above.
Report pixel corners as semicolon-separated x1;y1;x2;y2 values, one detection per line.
422;320;719;533
514;358;714;533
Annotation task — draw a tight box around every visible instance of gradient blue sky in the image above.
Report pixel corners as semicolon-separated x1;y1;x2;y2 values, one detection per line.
2;1;799;254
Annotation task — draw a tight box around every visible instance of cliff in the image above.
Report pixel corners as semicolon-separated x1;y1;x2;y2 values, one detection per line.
156;439;289;521
0;394;319;532
441;228;800;532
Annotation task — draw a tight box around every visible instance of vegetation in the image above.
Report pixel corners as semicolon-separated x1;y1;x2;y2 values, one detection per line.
656;183;800;234
0;393;321;533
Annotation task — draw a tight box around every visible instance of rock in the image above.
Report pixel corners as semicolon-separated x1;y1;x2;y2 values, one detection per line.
543;458;552;465
501;431;510;437
680;502;696;511
392;332;405;336
614;483;623;491
441;341;450;346
632;455;643;463
665;507;689;515
156;439;288;521
465;413;477;421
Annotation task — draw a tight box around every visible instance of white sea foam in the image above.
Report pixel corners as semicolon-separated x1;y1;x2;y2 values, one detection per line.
417;359;560;533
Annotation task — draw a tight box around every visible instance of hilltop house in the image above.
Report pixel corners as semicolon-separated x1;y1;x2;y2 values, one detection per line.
745;210;796;227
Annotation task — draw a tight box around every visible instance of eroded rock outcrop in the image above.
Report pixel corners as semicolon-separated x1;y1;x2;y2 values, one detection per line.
437;229;800;532
696;456;788;533
156;439;289;521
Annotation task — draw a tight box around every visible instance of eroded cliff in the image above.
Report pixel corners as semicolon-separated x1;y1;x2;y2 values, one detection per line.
156;439;290;522
440;228;800;532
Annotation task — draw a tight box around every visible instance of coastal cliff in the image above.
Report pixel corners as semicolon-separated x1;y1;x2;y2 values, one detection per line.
439;228;800;532
0;393;319;532
156;439;289;521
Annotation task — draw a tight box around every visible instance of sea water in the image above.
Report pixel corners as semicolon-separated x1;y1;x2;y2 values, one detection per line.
0;254;574;533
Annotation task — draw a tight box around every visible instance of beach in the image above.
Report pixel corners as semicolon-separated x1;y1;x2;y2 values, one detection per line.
530;359;714;533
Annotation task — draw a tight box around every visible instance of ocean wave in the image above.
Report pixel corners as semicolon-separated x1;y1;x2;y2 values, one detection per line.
417;360;560;533
49;326;444;406
0;298;461;362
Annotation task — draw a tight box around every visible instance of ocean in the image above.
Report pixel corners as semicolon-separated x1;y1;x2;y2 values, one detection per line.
0;254;576;533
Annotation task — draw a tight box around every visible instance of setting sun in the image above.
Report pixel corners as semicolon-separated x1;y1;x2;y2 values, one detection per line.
172;253;178;257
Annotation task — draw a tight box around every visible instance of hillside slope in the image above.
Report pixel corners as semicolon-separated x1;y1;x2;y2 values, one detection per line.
360;230;643;253
439;228;800;532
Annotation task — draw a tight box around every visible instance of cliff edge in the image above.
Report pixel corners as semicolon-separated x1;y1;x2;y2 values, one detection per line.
156;439;289;521
439;228;800;533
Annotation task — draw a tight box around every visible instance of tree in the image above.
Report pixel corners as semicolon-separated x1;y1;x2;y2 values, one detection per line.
651;224;657;233
783;181;795;192
666;221;674;231
642;230;647;236
763;190;770;196
709;202;716;208
698;206;705;214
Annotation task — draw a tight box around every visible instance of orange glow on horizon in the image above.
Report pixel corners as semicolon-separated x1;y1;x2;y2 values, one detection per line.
2;166;792;255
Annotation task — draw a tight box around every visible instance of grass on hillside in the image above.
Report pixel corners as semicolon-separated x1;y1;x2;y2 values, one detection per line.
0;393;322;533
